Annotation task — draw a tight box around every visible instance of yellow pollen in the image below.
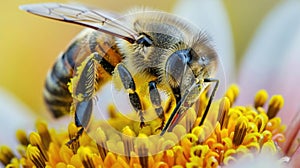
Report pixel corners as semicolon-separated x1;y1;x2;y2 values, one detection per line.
254;89;269;108
78;146;97;168
16;130;29;146
95;127;108;161
26;144;47;168
0;86;288;167
67;123;81;153
218;97;231;129
0;146;15;165
233;117;248;146
36;120;51;149
267;95;284;119
224;84;239;105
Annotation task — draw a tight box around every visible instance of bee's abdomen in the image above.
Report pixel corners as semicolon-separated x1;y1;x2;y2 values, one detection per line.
43;42;78;118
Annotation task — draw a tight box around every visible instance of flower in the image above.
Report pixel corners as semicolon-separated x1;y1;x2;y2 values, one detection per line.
0;85;291;167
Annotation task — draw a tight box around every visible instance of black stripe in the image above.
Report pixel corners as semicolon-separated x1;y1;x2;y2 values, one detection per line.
45;71;70;97
52;58;72;85
88;33;115;75
98;56;115;75
64;41;80;68
48;105;71;118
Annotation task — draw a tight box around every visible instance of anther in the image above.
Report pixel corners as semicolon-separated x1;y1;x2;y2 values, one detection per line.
267;95;284;119
135;133;149;168
218;97;231;129
36;120;51;149
122;126;135;161
0;146;15;165
224;84;239;105
29;132;48;161
16;130;29;146
254;90;268;108
95;128;108;161
26;145;47;168
233;117;248;146
78;147;96;168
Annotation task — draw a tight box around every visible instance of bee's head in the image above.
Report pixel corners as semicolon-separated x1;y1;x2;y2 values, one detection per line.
116;10;218;81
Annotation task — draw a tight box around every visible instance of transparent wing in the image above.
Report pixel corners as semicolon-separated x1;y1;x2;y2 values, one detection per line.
20;3;138;43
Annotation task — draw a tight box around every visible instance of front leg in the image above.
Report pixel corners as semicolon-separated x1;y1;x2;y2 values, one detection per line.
149;81;165;130
116;64;145;128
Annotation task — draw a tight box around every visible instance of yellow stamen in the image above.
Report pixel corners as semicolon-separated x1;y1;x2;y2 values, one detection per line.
36;120;51;149
129;152;141;167
218;97;231;129
233;117;248;146
245;142;260;154
267;95;284;119
254;113;268;133
135;133;150;168
261;141;277;155
224;84;239;105
67;123;80;153
0;85;289;167
78;146;97;168
190;145;209;158
103;152;116;167
191;126;206;144
57;144;73;164
16;130;29;146
254;89;269;108
26;144;46;168
153;162;169;168
173;146;188;165
163;149;175;167
29;132;48;161
0;146;15;165
95;127;108;161
206;156;219;168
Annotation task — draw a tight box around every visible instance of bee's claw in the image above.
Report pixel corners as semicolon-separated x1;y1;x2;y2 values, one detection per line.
155;120;165;132
140;121;146;128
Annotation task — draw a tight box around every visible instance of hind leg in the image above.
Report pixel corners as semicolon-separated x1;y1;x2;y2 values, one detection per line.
67;52;115;145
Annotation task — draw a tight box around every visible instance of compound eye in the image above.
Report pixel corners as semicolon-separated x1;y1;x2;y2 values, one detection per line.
136;33;153;47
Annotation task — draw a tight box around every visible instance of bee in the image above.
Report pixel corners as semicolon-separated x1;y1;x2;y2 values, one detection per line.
20;3;219;138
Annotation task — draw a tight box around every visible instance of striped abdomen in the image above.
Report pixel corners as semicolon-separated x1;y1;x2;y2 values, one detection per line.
43;30;123;118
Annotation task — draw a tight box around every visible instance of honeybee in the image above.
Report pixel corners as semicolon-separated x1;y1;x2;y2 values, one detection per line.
20;3;219;137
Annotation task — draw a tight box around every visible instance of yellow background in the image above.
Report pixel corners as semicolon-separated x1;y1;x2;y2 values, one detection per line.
0;0;279;116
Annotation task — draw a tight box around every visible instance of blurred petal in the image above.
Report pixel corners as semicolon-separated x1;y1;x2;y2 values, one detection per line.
173;0;235;96
238;0;300;124
281;109;300;155
0;88;36;148
225;153;283;168
290;145;300;167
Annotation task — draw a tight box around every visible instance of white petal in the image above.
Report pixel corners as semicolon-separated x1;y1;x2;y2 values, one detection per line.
0;88;36;149
225;152;284;168
238;0;300;124
173;0;236;97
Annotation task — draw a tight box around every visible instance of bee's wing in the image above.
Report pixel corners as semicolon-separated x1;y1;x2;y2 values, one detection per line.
20;3;138;43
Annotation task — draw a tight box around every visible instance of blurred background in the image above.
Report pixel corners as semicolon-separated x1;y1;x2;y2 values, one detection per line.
0;0;280;118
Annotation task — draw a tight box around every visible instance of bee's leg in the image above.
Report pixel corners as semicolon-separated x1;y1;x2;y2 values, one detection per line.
116;64;145;128
66;99;93;146
67;52;114;146
148;81;165;130
198;78;219;126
